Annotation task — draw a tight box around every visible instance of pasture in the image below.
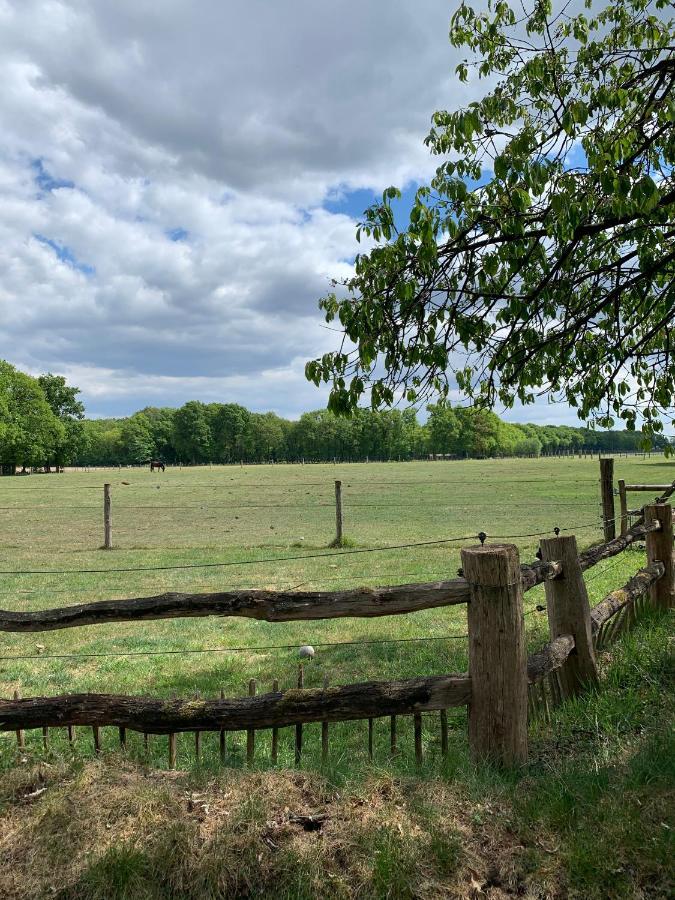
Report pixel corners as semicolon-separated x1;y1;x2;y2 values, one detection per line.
0;456;673;899
0;455;671;769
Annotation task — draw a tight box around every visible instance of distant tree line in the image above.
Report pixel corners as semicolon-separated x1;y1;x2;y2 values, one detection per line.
0;360;670;471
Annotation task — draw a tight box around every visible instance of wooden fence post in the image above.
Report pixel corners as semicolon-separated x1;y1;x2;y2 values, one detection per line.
103;483;112;550
618;479;628;536
461;542;528;767
539;534;598;698
334;480;343;547
644;504;674;610
600;458;615;541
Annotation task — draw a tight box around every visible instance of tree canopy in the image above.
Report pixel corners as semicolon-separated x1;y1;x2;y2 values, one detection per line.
37;373;88;467
306;0;675;440
0;362;64;467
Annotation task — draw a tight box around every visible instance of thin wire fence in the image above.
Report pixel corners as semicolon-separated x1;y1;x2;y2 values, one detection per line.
0;518;608;577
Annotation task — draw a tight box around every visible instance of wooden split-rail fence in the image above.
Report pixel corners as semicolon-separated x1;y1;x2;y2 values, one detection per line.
1;492;673;769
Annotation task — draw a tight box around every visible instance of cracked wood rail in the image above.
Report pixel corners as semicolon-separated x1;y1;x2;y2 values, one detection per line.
0;675;471;732
0;561;561;632
590;562;665;632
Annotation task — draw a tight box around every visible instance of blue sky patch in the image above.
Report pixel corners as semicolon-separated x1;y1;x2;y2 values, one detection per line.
323;182;422;234
322;182;424;266
31;158;74;193
166;227;189;242
34;234;95;276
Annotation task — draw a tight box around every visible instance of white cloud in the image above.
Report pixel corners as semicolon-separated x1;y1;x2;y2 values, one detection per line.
0;0;593;426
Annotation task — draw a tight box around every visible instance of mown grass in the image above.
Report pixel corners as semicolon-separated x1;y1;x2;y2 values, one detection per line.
0;456;673;897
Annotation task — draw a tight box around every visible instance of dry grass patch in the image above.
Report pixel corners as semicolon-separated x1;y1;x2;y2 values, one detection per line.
0;757;562;900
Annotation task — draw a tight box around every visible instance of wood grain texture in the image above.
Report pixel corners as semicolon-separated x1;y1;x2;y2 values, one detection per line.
462;543;528;767
0;580;472;632
540;534;598;696
644;504;674;610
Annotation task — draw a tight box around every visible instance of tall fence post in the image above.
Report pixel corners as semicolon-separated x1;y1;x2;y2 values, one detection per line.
334;480;343;547
600;458;615;541
539;534;598;698
618;478;628;537
644;503;674;610
461;542;528;767
103;483;112;550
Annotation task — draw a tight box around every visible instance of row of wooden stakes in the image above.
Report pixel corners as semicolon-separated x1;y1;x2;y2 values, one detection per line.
10;664;452;769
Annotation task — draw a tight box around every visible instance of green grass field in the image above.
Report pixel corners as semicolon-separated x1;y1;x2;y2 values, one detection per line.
0;456;673;898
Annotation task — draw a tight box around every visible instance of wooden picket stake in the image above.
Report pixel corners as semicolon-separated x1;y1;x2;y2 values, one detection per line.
271;681;278;765
461;542;528;767
414;713;423;764
538;681;550;722
440;709;448;757
194;692;201;761
219;689;226;764
390;715;397;755
321;675;329;764
295;665;303;766
13;690;24;750
168;692;177;768
247;679;256;766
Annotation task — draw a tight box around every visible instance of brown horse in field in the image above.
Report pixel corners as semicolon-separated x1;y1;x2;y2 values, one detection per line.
149;460;165;472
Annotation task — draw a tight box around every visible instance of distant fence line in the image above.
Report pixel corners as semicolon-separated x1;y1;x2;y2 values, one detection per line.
0;468;609;552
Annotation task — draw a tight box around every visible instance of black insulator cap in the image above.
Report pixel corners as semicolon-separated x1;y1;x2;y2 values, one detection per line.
554;526;560;536
478;531;487;546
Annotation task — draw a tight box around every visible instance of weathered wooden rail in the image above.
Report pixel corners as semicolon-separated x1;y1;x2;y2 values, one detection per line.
1;500;672;770
0;559;563;633
0;674;472;732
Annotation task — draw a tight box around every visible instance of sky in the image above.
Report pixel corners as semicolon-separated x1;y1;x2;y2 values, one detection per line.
0;0;591;425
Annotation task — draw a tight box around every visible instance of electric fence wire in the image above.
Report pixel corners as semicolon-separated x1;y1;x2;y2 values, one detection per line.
0;633;470;663
0;518;607;577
